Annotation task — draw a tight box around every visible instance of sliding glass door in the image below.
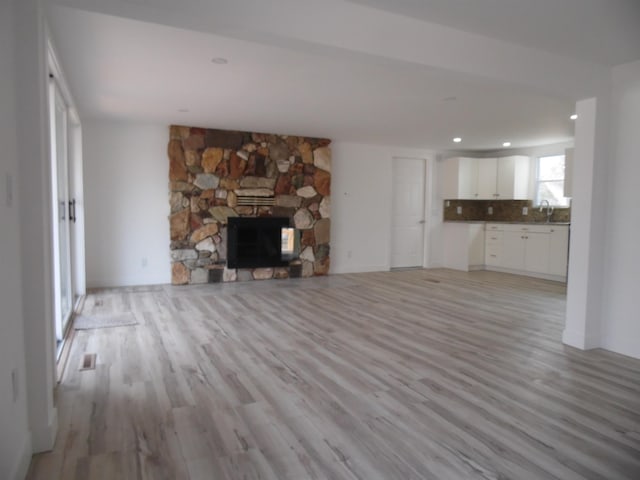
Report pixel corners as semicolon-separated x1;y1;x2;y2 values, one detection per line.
50;78;73;343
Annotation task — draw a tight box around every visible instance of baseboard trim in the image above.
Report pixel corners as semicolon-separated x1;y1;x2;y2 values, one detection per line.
11;432;32;480
485;266;566;283
331;264;390;274
30;408;58;454
601;335;640;360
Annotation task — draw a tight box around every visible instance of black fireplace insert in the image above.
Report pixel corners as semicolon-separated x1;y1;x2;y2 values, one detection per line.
227;217;292;269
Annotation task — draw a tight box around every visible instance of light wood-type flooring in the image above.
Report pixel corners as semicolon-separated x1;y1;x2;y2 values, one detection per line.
27;269;640;480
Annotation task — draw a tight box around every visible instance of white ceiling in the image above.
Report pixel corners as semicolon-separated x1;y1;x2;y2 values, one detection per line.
348;0;640;67
44;1;625;151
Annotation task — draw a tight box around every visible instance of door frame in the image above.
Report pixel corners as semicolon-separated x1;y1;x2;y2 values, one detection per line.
389;156;430;269
47;38;85;355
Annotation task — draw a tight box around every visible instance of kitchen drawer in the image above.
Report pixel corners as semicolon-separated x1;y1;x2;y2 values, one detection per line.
485;245;501;265
503;224;553;234
485;231;503;245
486;224;503;232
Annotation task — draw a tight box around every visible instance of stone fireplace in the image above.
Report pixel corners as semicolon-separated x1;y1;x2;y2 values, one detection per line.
168;125;331;285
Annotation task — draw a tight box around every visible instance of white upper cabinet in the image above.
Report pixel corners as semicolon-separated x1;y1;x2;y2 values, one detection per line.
477;158;497;199
442;157;478;199
491;155;530;199
443;156;530;200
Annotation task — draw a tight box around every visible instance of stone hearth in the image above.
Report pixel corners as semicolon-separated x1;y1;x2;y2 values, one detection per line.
168;126;331;285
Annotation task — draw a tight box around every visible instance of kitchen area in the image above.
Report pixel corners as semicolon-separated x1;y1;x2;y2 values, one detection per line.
440;151;572;282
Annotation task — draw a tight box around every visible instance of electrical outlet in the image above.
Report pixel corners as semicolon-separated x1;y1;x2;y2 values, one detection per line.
445;200;451;207
522;206;528;215
11;369;18;402
456;206;462;215
488;206;493;215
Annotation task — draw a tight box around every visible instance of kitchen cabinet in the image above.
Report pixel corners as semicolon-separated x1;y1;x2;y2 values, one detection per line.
501;229;527;270
443;156;530;200
548;226;569;276
442;222;485;271
441;157;478;199
494;156;530;199
477;158;497;199
484;223;568;280
484;224;502;267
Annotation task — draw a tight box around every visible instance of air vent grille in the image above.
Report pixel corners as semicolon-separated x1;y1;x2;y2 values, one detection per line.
236;196;275;206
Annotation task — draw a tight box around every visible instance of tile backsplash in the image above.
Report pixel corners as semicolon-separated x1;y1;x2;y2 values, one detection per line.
443;199;571;223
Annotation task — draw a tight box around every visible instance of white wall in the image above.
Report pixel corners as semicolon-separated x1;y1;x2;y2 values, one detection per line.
330;142;435;274
0;2;32;478
82;134;435;285
600;60;640;359
83;120;171;288
16;0;59;458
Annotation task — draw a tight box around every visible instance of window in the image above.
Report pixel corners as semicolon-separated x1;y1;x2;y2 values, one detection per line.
535;155;569;207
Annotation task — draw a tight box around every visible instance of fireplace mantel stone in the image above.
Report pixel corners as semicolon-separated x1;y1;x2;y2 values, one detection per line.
168;126;331;285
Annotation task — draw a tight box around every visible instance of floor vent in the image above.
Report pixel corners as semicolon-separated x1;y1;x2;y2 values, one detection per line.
80;353;97;371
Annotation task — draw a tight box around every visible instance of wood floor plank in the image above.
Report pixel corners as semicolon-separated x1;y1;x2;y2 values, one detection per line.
27;269;640;479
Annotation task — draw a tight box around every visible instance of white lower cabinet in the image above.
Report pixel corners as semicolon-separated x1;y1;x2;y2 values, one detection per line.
442;223;485;271
501;230;526;270
548;226;570;277
483;223;569;281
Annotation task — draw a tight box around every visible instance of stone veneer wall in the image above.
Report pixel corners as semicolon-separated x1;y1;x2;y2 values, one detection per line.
168;125;331;285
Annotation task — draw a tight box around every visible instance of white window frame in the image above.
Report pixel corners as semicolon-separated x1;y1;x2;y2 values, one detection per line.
534;154;568;207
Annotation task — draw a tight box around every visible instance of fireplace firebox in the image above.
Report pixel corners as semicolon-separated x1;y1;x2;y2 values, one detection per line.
227;217;293;269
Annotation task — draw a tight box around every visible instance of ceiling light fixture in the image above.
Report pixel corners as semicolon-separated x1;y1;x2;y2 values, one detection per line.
570;114;578;120
453;137;462;143
211;57;228;64
502;142;511;147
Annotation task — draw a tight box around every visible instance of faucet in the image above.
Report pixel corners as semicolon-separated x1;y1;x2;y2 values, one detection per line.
539;199;554;223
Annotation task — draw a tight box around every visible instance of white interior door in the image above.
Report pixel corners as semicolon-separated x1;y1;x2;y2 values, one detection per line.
391;158;426;268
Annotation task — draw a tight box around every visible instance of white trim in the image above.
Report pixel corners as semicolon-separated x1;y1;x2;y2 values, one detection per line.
390;156;428;269
45;23;78;116
10;433;32;480
29;408;58;454
484;265;566;283
533;153;570;207
331;264;390;275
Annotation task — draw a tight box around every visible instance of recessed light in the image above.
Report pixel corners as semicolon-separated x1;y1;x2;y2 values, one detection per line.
177;108;189;113
570;114;578;120
502;142;511;147
211;57;228;64
453;137;462;143
443;96;457;102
